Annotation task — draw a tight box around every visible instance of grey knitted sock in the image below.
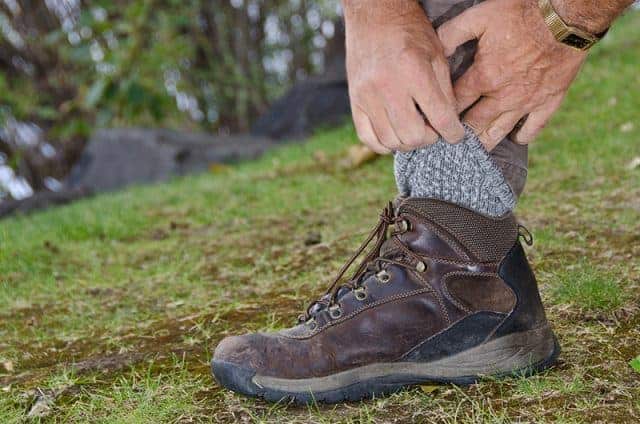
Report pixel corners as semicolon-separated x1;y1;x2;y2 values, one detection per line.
394;126;516;217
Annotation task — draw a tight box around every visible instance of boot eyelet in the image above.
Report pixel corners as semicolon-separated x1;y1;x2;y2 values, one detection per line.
354;287;367;301
397;219;411;233
416;261;427;273
376;270;391;284
329;305;343;319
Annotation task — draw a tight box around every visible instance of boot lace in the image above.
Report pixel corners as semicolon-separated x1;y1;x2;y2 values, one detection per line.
298;201;425;323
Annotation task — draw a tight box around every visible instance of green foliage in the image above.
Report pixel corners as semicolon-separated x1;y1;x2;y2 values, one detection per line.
631;356;640;374
0;0;341;135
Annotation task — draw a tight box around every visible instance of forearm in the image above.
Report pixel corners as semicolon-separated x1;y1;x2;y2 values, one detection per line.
341;0;424;25
552;0;635;33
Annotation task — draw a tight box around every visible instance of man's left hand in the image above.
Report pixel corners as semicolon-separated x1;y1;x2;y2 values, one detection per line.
438;0;588;150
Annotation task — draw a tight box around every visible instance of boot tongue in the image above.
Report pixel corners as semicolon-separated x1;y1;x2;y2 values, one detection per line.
378;237;402;259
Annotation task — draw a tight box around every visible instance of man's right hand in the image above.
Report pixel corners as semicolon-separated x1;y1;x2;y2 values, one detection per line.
343;0;465;154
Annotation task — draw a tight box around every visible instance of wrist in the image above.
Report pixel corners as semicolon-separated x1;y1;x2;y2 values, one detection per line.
342;0;424;26
550;0;632;34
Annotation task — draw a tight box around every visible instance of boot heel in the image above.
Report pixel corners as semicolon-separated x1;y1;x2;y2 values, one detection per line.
402;325;560;380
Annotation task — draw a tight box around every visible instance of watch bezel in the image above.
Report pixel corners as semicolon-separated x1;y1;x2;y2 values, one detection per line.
555;26;598;51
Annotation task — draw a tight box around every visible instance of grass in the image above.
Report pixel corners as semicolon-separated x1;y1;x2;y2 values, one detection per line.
1;11;640;423
551;264;627;311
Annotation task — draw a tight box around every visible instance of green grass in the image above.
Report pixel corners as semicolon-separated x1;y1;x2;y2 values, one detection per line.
551;264;627;311
1;11;640;423
514;374;587;398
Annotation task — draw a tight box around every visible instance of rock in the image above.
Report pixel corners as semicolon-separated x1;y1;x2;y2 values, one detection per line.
0;128;278;218
66;128;275;193
250;79;350;141
251;22;351;141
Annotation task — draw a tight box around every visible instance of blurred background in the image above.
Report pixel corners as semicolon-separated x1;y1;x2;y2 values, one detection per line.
0;0;348;214
2;1;639;217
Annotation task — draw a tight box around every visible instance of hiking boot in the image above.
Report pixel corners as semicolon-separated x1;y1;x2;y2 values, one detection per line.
211;198;559;403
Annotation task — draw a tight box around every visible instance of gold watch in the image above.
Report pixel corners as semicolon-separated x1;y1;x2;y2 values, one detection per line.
538;0;607;51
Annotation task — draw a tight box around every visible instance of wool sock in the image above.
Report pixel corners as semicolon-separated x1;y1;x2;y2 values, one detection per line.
394;126;516;217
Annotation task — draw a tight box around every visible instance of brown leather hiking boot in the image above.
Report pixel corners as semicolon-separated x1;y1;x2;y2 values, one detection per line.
211;198;559;403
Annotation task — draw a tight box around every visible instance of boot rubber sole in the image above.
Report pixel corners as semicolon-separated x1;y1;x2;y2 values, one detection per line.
211;325;560;404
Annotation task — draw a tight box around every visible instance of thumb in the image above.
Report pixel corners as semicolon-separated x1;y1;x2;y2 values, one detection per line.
437;7;486;57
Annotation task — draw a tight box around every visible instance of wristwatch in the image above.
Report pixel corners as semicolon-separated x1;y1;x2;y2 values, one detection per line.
538;0;607;51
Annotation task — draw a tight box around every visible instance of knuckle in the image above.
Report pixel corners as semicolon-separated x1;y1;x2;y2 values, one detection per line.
474;66;497;88
403;128;430;147
430;112;454;132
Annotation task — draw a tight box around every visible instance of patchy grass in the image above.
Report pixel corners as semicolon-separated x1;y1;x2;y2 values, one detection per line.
514;373;587;398
1;11;640;424
551;264;627;311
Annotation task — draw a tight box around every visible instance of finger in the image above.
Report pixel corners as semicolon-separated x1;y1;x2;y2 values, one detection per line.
352;105;390;154
463;96;504;136
432;58;458;107
478;110;525;151
386;97;437;151
452;63;486;113
437;6;487;57
512;96;565;144
413;66;465;144
366;101;404;151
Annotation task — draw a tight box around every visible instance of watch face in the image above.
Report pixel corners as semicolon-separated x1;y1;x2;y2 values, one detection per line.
563;33;592;50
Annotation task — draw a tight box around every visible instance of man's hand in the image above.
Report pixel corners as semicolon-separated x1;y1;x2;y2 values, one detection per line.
343;0;465;154
438;0;589;150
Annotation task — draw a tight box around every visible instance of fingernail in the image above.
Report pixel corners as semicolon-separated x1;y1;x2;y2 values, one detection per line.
453;126;466;143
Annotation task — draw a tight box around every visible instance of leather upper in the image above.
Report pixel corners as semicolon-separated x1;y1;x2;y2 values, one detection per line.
214;199;546;379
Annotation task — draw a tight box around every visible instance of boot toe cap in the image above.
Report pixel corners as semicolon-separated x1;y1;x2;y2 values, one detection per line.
211;335;264;397
212;332;306;379
213;334;261;367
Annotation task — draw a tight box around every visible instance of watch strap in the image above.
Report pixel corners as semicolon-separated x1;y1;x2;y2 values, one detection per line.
538;0;605;51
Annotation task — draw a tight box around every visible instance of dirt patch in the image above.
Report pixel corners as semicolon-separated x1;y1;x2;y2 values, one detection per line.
1;291;300;391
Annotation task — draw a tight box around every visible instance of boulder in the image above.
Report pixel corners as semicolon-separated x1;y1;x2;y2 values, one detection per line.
66;128;275;193
250;79;350;141
250;21;351;141
1;128;276;218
